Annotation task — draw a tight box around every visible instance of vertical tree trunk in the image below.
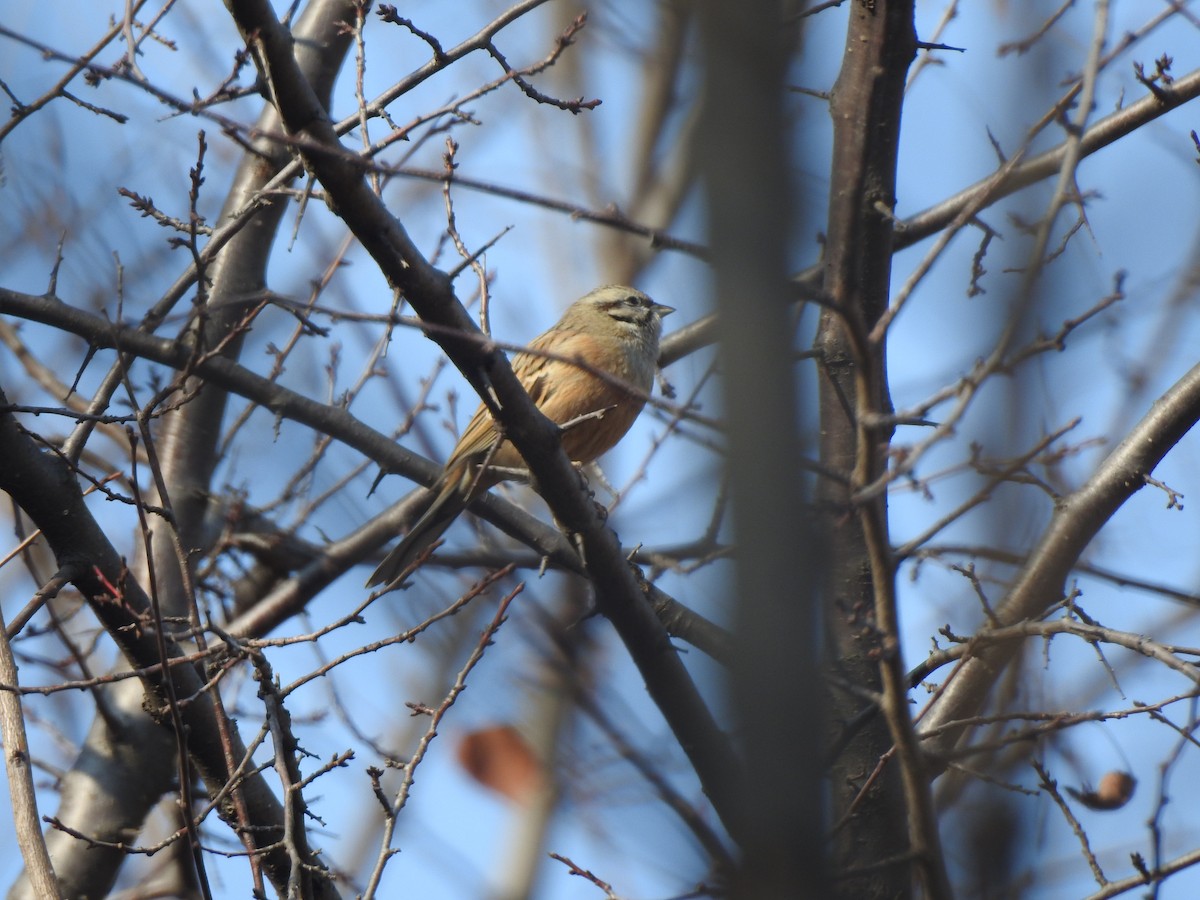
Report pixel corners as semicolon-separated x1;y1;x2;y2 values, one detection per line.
818;2;920;898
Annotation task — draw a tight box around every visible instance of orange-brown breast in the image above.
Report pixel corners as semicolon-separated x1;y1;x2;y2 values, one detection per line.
445;328;651;495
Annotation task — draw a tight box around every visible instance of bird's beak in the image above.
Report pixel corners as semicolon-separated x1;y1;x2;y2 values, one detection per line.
653;303;675;317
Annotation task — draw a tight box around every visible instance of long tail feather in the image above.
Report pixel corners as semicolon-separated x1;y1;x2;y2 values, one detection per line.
365;485;468;587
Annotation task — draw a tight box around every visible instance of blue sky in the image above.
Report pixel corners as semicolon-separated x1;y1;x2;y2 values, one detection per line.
3;1;1200;897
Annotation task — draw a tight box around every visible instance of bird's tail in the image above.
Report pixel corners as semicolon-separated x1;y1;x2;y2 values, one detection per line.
365;484;468;588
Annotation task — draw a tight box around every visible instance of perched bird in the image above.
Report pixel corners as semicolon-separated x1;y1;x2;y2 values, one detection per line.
366;285;674;588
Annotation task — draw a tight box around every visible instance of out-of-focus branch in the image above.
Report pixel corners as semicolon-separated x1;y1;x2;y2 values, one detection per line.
693;0;822;895
0;612;60;898
596;0;698;279
0;0;149;144
388;165;709;260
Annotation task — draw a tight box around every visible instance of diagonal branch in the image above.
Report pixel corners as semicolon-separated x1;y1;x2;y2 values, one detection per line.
917;359;1200;763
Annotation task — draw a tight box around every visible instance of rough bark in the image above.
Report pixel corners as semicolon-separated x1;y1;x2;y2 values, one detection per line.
815;2;937;898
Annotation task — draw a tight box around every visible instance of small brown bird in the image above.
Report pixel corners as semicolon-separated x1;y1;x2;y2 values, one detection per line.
366;285;674;588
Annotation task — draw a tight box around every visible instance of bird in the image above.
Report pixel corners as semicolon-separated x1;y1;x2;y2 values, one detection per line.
366;285;674;588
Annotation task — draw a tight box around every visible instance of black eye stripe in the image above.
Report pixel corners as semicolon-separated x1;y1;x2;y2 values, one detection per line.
590;291;659;326
607;304;643;315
